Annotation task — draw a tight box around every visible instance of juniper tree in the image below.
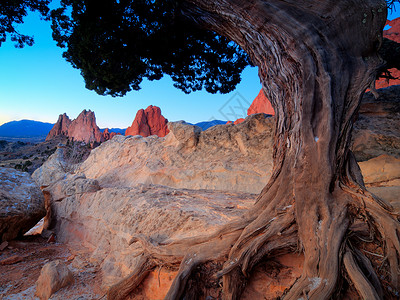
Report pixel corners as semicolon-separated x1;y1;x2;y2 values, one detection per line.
3;0;400;299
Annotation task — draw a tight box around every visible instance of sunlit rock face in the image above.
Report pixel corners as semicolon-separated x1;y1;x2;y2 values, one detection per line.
125;105;169;137
247;89;275;116
66;110;104;144
46;110;116;144
227;89;275;124
84;113;275;194
46;113;72;141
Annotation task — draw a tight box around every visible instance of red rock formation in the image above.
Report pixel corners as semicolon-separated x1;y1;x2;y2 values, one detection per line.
385;17;400;43
376;18;400;89
227;89;275;124
46;110;117;144
125;105;169;137
67;110;104;144
46;113;72;141
102;128;119;141
247;89;275;116
226;118;245;125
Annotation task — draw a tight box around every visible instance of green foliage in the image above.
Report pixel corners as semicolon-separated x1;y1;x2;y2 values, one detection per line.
50;0;251;96
0;0;399;95
0;0;50;47
387;0;400;9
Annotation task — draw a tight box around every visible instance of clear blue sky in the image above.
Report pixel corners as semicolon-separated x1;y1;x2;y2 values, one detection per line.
0;4;399;128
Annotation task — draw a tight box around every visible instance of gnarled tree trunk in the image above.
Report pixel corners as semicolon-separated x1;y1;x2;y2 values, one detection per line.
108;1;400;299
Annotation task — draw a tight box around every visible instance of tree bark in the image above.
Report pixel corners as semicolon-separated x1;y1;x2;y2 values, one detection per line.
108;1;400;299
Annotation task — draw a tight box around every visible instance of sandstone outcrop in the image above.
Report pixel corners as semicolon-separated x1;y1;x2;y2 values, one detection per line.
247;89;275;116
227;89;275;124
0;167;45;241
359;155;400;211
102;128;118;141
352;85;400;161
46;110;117;144
35;260;74;300
46;114;72;141
125;105;169;137
82;113;275;194
43;178;255;288
66;110;104;144
32;145;70;188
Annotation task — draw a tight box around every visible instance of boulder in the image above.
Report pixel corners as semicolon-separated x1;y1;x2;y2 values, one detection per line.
79;113;275;194
0;167;46;241
125;105;169;137
42;179;255;288
35;260;74;300
32;146;70;187
46;113;72;141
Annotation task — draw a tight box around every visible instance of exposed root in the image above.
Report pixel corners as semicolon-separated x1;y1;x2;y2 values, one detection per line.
107;254;156;300
107;172;399;300
344;247;381;300
342;185;400;290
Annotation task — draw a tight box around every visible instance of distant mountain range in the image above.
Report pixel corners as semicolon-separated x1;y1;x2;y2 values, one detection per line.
0;119;226;143
192;120;227;130
0;120;54;138
0;120;126;142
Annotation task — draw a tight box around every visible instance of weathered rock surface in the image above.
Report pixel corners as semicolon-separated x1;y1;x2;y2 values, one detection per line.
247;89;275;116
43;177;255;288
125;105;169;137
32;146;70;188
46;113;72;141
359;154;400;210
35;260;74;300
83;113;274;194
0;167;46;242
352;85;400;161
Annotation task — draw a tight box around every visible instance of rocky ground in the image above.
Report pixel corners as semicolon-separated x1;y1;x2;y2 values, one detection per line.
0;137;65;174
0;136;93;176
0;236;103;300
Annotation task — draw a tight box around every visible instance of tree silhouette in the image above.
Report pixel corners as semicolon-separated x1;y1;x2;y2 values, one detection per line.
0;0;50;47
3;0;400;299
